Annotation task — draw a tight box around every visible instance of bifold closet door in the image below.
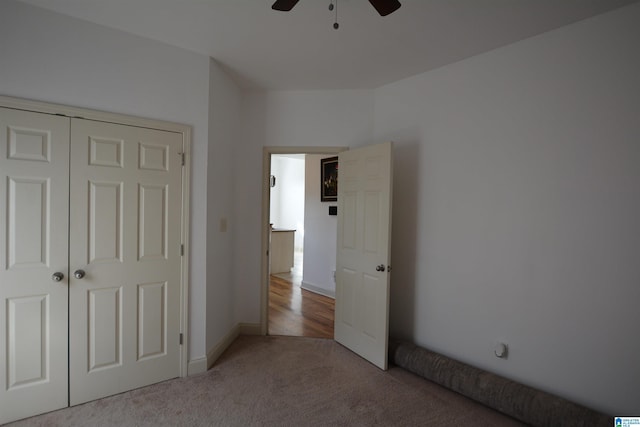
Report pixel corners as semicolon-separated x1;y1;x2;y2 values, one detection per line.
0;108;70;424
68;118;183;405
1;107;184;423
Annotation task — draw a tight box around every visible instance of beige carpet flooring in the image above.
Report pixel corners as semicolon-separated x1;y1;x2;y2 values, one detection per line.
7;336;525;426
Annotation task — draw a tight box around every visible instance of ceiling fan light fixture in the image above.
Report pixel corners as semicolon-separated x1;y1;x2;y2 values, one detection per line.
272;0;401;29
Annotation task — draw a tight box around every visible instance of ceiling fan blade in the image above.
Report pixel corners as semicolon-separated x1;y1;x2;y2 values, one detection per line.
368;0;401;16
272;0;300;12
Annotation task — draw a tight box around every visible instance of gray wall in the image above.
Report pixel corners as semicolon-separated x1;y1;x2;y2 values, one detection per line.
303;154;338;297
373;3;640;414
206;58;241;359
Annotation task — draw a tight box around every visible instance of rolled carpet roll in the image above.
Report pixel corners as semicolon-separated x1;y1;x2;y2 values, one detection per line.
389;341;610;427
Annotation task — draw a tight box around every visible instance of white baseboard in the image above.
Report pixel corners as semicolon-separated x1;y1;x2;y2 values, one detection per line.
206;324;241;370
187;357;207;376
301;281;335;299
202;322;263;372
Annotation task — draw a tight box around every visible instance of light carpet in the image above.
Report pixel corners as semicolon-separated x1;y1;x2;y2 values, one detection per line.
7;336;524;426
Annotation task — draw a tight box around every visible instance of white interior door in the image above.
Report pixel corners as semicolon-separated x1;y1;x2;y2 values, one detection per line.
0;108;70;424
334;142;393;370
68;119;183;404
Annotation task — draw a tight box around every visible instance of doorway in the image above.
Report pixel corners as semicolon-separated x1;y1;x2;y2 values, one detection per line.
262;143;394;370
262;147;346;338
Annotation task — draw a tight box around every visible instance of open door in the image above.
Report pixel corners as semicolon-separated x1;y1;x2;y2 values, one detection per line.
334;142;393;370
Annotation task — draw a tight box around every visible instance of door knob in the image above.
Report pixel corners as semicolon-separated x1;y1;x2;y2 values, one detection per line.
74;269;86;279
51;272;64;282
376;264;386;272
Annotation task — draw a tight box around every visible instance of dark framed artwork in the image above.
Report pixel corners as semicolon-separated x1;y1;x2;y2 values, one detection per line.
321;156;338;202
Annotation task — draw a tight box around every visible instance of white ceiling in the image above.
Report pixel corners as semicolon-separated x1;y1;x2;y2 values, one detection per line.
17;0;639;90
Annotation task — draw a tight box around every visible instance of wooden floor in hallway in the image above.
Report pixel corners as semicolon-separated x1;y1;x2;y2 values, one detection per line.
268;251;335;339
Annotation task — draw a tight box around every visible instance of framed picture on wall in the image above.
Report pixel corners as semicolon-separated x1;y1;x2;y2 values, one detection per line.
321;156;338;202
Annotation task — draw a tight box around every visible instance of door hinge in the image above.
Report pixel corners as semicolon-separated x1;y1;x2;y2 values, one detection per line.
179;333;183;345
180;244;184;256
180;152;185;166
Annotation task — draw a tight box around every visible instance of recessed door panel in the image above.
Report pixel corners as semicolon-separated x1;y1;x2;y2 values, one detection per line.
365;157;381;179
338;268;357;328
7;126;50;162
361;273;380;340
7;295;48;389
341;191;358;250
363;192;380;254
88;287;122;371
89;181;123;264
138;281;166;360
7;177;49;269
340;158;358;183
0;107;69;424
139;143;169;171
89;137;123;168
138;184;167;261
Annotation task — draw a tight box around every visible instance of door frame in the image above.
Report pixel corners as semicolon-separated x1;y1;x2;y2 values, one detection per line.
0;95;192;377
260;146;347;335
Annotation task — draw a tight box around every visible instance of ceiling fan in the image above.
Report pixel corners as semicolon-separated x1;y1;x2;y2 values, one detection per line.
272;0;402;17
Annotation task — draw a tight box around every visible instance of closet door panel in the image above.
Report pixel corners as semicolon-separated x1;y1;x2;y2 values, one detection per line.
0;108;70;425
69;118;182;405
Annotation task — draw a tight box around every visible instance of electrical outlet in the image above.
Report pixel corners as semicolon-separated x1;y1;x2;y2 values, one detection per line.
494;342;508;359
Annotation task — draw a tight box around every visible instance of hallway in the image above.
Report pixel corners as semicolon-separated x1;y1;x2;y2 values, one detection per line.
268;252;334;338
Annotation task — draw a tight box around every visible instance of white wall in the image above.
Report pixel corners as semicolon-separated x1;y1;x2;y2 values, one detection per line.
373;3;640;415
235;90;374;322
302;154;337;297
270;155;305;251
206;59;241;356
0;0;211;362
